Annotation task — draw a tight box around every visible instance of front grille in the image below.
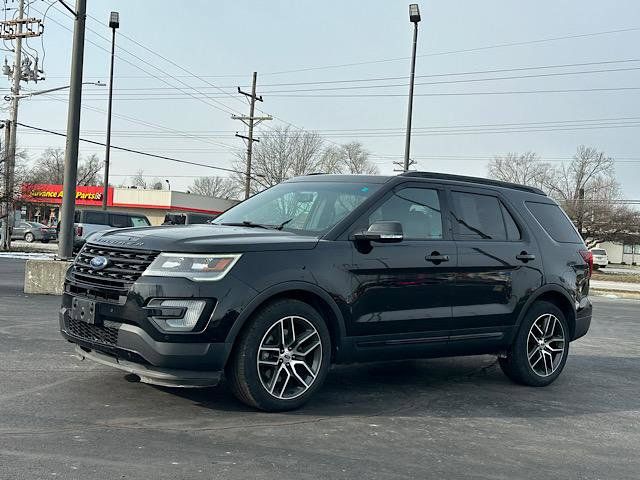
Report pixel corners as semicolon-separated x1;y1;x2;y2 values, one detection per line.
67;318;119;346
72;244;158;294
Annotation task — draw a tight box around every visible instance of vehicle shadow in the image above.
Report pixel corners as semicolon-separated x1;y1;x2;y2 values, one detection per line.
159;353;640;419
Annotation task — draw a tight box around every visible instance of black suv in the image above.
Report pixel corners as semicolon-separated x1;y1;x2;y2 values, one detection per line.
60;172;592;411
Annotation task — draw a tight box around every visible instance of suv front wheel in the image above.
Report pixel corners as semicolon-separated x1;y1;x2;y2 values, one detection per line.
499;301;569;387
226;299;331;411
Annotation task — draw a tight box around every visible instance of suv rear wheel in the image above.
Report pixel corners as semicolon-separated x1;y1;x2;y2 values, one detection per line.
226;299;331;411
499;301;569;386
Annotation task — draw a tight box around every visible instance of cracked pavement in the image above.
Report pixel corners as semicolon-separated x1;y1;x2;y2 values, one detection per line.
1;258;639;479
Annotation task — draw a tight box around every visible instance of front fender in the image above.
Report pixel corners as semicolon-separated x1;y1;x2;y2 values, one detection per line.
224;280;347;346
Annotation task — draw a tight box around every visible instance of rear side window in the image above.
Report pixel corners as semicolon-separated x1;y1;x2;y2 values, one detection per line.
131;216;150;227
526;202;582;243
109;214;130;228
451;191;507;241
84;211;108;225
501;204;521;241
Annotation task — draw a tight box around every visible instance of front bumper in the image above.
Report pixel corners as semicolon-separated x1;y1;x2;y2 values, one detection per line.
74;345;221;388
60;305;232;384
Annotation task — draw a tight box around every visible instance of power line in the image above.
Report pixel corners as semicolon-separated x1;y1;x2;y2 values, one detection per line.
18;86;239;151
40;57;640;87
261;26;640;76
256;86;640;98
37;4;244;118
17;121;246;176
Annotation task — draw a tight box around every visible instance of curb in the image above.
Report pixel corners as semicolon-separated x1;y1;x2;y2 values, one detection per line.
591;288;640;300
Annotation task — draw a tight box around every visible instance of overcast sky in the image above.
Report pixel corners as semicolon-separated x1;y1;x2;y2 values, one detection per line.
5;0;640;198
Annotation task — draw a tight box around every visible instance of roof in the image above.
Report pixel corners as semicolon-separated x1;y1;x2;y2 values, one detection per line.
400;172;546;195
290;172;546;195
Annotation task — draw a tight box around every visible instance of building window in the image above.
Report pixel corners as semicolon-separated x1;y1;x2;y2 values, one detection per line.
623;244;633;254
635;244;640;255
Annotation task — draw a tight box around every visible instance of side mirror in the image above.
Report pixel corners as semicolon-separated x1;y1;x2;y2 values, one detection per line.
354;221;403;243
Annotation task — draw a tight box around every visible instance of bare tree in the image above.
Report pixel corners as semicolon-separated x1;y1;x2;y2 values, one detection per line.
130;169;163;190
23;148;104;186
1;146;29;222
321;142;379;175
189;176;238;199
76;153;104;186
132;169;148;189
487;152;551;190
231;126;328;195
487;146;640;243
232;128;380;195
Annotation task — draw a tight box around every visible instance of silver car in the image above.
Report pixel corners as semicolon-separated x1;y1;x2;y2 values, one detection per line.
11;221;57;243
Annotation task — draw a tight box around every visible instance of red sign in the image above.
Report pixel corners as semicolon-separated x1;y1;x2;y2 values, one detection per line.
21;184;114;206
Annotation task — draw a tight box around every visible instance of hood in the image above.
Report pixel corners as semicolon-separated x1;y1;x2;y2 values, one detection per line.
90;224;319;253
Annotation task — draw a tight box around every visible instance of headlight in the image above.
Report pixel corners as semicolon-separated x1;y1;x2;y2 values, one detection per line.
142;253;241;281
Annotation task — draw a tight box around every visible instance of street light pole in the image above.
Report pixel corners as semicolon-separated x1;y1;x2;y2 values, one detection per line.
58;0;87;259
102;11;119;210
403;4;421;172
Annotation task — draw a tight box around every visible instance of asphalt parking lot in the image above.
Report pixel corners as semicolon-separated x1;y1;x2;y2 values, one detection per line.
0;258;638;479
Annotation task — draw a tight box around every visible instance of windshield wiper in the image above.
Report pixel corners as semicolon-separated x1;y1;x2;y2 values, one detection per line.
274;218;294;230
219;221;270;229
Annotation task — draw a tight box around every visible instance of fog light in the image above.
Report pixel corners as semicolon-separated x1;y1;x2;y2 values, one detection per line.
147;299;206;332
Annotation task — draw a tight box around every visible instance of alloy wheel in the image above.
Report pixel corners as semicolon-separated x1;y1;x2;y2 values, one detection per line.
527;313;566;377
257;316;323;400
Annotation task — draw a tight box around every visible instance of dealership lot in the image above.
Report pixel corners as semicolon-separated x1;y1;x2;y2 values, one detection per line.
0;257;638;480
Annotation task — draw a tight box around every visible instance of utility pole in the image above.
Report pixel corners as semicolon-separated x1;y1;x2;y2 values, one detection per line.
1;121;11;250
0;0;44;250
58;0;87;259
231;72;272;199
2;0;24;251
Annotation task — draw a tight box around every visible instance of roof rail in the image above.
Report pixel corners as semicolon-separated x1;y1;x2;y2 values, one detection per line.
400;171;546;195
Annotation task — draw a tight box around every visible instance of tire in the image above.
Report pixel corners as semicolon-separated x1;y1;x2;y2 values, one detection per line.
225;299;331;411
499;301;570;387
24;232;35;243
41;239;49;244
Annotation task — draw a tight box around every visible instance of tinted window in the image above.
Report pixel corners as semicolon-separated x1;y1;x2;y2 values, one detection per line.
591;249;606;255
109;214;130;228
501;204;521;241
131;216;150;227
368;188;443;240
83;211;108;225
526;202;582;243
451;191;506;241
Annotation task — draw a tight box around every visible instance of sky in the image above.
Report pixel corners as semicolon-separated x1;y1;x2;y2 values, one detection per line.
4;0;640;199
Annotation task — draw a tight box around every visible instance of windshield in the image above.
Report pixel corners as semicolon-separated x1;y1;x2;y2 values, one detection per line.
214;181;380;235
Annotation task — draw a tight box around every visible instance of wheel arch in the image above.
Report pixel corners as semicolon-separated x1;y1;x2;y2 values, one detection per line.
225;281;347;362
513;285;577;341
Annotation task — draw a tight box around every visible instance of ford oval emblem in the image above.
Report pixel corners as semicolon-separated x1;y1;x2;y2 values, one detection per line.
89;255;109;271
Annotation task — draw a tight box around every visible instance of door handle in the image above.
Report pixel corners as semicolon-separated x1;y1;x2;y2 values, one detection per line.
516;251;536;262
425;252;450;264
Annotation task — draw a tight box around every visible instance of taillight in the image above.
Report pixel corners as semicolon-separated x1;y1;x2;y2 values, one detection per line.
75;225;83;236
579;250;593;277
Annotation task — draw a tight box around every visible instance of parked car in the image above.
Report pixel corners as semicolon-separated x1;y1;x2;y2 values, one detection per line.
162;212;219;225
11;221;57;243
73;210;151;241
590;248;608;269
60;172;593;411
